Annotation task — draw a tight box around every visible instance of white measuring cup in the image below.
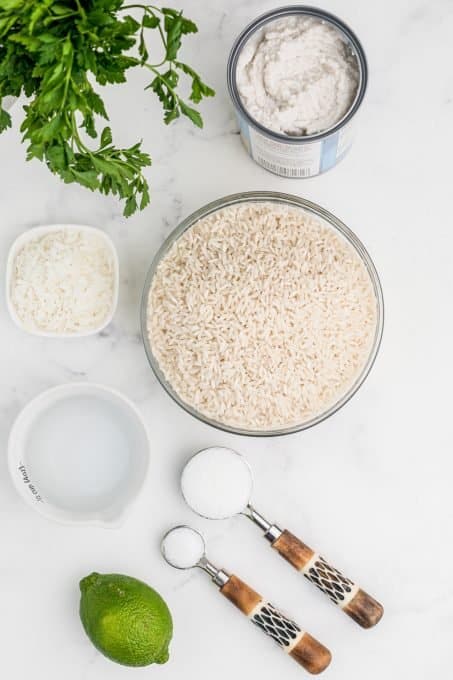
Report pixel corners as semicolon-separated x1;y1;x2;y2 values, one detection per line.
181;447;383;629
161;525;331;674
8;383;150;526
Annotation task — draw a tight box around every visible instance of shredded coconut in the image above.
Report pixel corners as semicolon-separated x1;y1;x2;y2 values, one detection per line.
236;15;359;136
10;228;116;334
147;202;377;431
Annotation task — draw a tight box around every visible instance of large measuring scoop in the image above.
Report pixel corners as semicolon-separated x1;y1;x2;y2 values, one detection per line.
161;525;331;674
181;447;383;629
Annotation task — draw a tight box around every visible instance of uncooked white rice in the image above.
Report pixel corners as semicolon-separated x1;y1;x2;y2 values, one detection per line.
147;201;377;430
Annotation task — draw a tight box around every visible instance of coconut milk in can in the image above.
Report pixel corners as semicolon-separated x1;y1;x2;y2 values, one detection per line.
227;6;368;178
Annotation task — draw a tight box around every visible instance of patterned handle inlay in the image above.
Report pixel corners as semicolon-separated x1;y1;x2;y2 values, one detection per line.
220;574;331;671
303;555;357;606
271;530;384;628
249;600;332;673
250;602;303;650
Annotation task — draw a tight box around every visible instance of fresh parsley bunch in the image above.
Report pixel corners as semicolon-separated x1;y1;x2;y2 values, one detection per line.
0;1;214;216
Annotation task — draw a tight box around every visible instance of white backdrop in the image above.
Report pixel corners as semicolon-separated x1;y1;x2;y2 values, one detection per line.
1;1;452;678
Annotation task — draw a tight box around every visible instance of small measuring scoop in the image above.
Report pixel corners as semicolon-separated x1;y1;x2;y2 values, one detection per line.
161;525;331;674
181;447;383;629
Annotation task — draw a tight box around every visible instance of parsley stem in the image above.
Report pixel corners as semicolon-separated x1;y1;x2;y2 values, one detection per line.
70;113;92;156
1;0;210;216
74;0;87;21
119;4;167;49
60;39;74;112
143;63;179;100
44;10;79;23
70;113;145;186
120;4;163;14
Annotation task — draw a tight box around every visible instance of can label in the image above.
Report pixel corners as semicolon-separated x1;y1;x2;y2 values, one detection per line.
238;114;355;177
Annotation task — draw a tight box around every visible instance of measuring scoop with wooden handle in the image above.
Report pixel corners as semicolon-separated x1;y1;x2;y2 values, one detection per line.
258;520;383;628
181;447;384;629
162;526;331;674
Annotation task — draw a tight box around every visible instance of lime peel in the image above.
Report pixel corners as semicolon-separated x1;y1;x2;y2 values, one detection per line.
79;572;173;667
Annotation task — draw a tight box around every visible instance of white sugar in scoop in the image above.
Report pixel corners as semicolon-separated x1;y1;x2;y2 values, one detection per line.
181;447;288;542
161;525;206;569
181;447;253;520
179;448;384;631
161;523;333;672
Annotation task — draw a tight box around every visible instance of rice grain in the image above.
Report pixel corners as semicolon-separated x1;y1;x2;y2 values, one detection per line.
147;202;377;430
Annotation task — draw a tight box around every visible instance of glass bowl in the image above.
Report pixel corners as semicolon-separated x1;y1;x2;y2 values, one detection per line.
140;191;384;437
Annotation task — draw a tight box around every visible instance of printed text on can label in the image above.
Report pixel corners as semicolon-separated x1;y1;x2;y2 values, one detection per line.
239;119;356;178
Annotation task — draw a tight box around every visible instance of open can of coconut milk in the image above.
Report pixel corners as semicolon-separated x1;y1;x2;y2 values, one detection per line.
227;6;368;178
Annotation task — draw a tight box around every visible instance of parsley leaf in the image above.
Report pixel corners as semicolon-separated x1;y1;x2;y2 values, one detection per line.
0;1;214;217
0;105;12;131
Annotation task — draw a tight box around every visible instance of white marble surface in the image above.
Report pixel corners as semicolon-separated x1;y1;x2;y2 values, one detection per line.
1;0;452;677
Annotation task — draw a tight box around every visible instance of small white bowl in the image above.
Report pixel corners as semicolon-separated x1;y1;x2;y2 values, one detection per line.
8;383;150;527
6;224;119;338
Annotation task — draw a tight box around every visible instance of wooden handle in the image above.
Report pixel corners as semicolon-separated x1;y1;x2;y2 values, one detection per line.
272;530;383;629
220;574;331;674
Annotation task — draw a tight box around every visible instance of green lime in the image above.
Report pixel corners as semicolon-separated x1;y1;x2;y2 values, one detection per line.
79;572;173;667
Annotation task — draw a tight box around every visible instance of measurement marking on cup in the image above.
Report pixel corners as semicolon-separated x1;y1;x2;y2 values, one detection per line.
18;463;43;502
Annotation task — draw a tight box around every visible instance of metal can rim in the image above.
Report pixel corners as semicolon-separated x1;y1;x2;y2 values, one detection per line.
227;5;368;143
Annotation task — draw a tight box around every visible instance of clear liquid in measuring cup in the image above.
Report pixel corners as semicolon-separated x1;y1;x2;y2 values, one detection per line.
25;395;135;513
